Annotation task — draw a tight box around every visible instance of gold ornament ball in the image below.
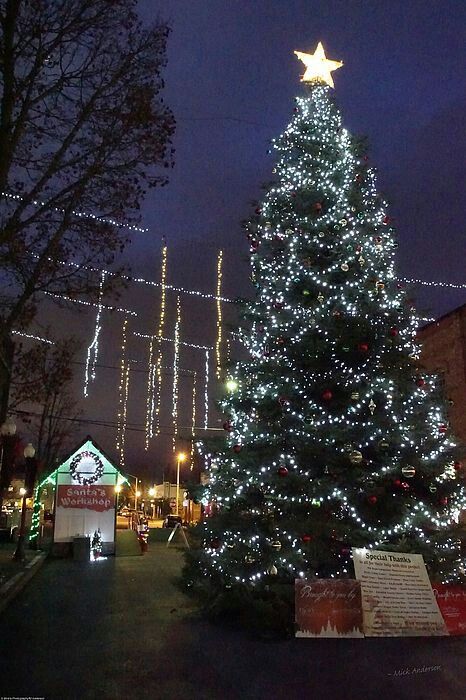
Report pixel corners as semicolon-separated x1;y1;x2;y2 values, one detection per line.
401;465;416;478
349;450;363;464
271;541;282;551
341;263;349;272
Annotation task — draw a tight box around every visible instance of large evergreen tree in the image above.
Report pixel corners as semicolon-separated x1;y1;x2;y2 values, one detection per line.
192;44;466;595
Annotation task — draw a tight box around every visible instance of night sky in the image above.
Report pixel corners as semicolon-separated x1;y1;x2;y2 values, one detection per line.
28;1;466;481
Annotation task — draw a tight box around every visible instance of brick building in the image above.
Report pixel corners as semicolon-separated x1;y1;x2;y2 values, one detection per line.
418;303;466;445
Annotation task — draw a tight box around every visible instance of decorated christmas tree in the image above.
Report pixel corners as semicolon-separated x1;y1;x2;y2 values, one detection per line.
192;43;466;597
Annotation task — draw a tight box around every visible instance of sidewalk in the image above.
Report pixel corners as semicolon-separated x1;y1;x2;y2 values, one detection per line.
0;541;47;613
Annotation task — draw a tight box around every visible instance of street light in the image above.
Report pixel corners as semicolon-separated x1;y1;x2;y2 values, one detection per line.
175;452;187;517
13;443;36;562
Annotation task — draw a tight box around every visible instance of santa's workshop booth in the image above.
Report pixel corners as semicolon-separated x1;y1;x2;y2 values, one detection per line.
31;436;126;556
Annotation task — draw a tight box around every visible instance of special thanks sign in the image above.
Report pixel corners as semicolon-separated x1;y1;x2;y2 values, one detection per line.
352;548;448;637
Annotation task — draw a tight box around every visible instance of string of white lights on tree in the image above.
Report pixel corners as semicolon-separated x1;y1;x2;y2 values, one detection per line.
172;296;181;451
1;190;148;233
145;244;168;448
216;250;223;379
83;271;106;397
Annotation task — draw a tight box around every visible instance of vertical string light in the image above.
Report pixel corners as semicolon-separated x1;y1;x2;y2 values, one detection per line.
204;349;210;429
190;371;197;469
145;243;167;449
172;295;181;451
84;270;106;397
116;319;130;468
215;250;223;379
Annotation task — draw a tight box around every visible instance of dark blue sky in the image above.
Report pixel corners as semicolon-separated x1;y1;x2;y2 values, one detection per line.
136;0;466;318
27;1;466;479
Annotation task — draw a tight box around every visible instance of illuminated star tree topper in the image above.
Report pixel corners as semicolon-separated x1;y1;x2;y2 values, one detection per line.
294;41;343;87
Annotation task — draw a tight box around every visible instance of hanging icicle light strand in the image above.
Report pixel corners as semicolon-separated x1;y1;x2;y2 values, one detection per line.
172;296;181;451
154;245;168;437
191;372;197;469
116;319;129;466
145;245;168;449
216;250;223;379
204;349;210;430
83;271;106;397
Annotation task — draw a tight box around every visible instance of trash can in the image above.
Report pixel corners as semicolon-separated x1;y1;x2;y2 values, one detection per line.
73;536;90;561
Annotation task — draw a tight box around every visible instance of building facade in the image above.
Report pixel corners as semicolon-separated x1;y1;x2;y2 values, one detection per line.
418;303;466;445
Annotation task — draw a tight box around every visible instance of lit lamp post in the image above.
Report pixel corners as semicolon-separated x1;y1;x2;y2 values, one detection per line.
13;442;36;562
175;452;187;517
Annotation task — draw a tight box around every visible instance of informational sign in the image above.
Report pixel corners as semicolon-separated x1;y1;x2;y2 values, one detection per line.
432;584;466;636
352;548;447;637
57;484;115;512
295;579;364;638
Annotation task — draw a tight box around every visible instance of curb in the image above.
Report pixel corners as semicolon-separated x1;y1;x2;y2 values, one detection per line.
0;551;48;613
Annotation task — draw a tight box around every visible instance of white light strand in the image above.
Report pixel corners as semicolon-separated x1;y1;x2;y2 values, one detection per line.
11;330;54;345
216;250;223;379
43;291;138;316
191;372;197;469
145;245;168;449
116;319;130;468
400;277;466;290
43;256;235;302
172;296;181;451
1;190;148;233
134;332;212;351
204;349;210;430
154;245;168;438
83;271;106;397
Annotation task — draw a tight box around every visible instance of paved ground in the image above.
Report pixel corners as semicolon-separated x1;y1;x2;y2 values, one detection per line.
1;531;466;700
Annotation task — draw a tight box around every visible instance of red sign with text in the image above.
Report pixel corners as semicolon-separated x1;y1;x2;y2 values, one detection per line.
295;579;364;637
432;584;466;636
57;485;115;512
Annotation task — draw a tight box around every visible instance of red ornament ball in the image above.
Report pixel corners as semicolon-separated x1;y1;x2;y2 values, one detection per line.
210;538;221;550
277;466;289;477
250;240;259;250
313;202;323;213
439;497;448;506
389;328;398;337
416;377;426;387
233;444;242;454
393;479;401;487
321;389;333;401
439;425;448;434
255;207;261;215
368;495;378;505
383;215;392;225
301;534;313;543
223;420;232;432
454;461;463;471
358;343;369;353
